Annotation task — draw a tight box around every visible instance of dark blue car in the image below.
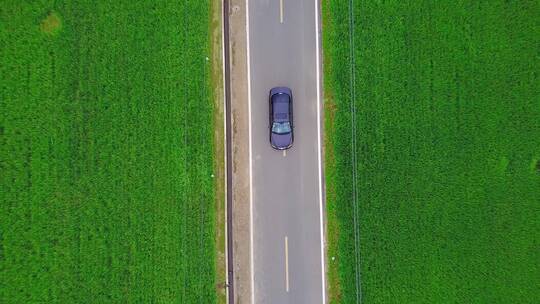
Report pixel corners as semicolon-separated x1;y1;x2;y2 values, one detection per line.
269;87;293;150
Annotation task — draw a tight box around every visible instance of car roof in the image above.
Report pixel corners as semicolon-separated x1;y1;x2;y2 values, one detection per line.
273;97;290;116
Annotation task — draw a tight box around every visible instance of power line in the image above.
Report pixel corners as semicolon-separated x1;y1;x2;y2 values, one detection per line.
348;0;362;302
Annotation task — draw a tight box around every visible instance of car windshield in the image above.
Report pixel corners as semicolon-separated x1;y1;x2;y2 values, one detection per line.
272;122;291;134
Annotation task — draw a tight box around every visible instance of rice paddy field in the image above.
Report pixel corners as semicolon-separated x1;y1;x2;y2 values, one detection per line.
1;1;217;303
322;0;539;303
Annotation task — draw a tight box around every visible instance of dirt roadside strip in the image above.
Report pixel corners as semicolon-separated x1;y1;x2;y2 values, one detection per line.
222;0;234;302
223;0;252;303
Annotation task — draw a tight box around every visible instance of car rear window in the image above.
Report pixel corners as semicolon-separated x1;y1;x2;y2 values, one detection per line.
272;93;289;104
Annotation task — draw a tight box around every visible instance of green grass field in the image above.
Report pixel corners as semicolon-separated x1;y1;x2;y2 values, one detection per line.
1;1;217;303
323;0;539;303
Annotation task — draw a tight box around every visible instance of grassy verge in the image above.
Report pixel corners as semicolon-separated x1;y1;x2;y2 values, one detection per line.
1;1;216;302
322;0;539;303
321;0;341;303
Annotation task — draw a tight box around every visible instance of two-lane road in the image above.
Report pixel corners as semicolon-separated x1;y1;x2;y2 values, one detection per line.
247;0;325;303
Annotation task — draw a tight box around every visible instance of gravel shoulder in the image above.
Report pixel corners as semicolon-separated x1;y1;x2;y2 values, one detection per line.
227;1;252;303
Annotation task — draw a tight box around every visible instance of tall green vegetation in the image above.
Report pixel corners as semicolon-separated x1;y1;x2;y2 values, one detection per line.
323;0;539;303
1;1;216;303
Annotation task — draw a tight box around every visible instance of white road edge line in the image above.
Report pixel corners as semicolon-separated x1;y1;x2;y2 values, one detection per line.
246;0;255;303
285;236;290;292
314;0;327;302
221;0;229;301
280;0;284;23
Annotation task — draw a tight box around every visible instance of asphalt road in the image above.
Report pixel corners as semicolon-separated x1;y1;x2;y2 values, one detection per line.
247;0;325;303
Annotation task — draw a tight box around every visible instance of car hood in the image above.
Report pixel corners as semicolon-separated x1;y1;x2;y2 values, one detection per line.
271;132;292;149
